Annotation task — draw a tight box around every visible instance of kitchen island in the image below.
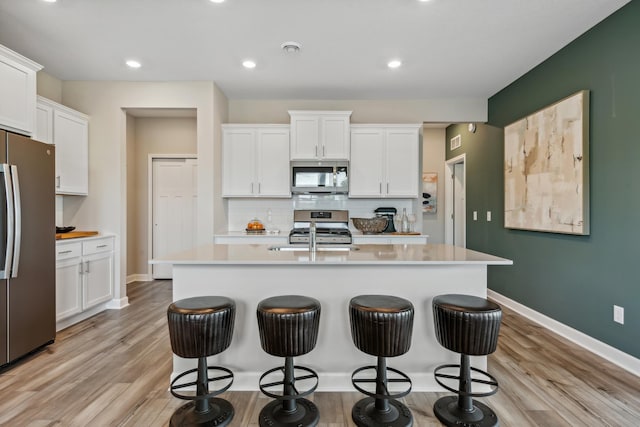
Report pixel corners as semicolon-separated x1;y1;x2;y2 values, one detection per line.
155;243;512;391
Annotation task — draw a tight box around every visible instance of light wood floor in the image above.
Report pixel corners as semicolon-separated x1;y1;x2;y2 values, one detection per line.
1;280;639;426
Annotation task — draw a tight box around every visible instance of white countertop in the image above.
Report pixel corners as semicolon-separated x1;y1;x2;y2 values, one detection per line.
153;243;512;266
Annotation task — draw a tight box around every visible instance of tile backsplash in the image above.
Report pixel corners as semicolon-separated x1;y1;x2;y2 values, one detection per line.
226;196;418;232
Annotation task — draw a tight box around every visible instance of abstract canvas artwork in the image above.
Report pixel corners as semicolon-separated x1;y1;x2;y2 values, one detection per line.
504;90;590;235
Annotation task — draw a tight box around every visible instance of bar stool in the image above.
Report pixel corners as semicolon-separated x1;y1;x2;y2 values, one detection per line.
256;295;321;427
349;294;414;427
432;294;502;427
167;296;235;427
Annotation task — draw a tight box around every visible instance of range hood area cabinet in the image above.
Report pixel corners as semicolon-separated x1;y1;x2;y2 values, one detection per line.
0;44;42;136
222;124;291;197
35;96;89;196
289;111;351;161
349;125;420;198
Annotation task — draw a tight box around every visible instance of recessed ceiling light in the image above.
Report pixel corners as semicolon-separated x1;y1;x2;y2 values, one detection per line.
209;0;225;3
42;0;57;3
126;60;141;69
387;60;402;69
242;60;256;69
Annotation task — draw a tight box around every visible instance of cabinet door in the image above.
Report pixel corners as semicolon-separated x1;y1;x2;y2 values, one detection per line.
34;100;53;144
55;257;82;321
349;128;385;197
0;50;37;135
290;116;319;160
385;128;419;197
54;109;89;195
321;116;350;159
222;128;256;196
257;128;291;197
82;251;113;310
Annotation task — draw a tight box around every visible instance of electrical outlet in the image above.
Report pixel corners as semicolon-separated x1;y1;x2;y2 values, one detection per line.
473;211;477;221
614;305;624;324
486;211;492;222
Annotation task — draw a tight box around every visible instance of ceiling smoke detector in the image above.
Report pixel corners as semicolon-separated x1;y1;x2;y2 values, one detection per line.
281;41;301;54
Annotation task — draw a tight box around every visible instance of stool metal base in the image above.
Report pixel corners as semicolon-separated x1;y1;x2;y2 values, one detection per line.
434;395;498;427
170;397;234;427
259;397;319;427
352;397;412;427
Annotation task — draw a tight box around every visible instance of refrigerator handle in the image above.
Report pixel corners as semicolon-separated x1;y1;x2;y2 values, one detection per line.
10;165;21;278
1;164;15;280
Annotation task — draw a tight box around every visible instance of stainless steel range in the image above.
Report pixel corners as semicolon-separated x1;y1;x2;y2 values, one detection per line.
289;210;352;244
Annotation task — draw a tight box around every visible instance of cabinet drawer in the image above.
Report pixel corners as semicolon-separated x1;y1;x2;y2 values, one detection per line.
82;238;114;255
56;243;81;260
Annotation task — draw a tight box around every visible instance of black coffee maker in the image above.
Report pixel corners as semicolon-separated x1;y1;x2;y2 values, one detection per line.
374;207;397;233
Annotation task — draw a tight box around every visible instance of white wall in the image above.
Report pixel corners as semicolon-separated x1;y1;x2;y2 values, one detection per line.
422;127;446;243
60;81;222;306
228;99;487;124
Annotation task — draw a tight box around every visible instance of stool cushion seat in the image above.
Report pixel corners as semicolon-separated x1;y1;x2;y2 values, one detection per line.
167;296;235;359
349;294;414;357
432;294;501;356
257;295;321;357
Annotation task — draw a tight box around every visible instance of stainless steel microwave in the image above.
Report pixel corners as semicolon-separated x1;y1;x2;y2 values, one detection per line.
291;160;349;194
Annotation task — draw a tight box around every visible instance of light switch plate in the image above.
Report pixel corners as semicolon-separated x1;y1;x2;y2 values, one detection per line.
487;211;492;222
473;211;477;221
614;305;624;324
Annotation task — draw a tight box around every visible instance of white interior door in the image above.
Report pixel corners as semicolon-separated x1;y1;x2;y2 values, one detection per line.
445;154;466;247
453;162;466;247
152;158;197;279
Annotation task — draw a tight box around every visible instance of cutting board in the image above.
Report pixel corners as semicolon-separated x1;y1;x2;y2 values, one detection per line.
56;231;99;240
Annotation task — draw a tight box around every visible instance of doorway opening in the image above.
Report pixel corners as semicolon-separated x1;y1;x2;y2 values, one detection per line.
445;153;466;247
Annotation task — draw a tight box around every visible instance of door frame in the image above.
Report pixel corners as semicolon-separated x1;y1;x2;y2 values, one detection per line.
147;154;197;279
444;153;466;247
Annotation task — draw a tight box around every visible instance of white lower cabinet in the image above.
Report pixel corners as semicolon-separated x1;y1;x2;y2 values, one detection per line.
55;236;114;328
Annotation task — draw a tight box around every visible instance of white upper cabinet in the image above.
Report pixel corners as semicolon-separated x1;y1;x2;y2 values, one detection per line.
0;44;42;136
350;125;421;198
36;96;89;195
222;125;291;197
289;111;351;160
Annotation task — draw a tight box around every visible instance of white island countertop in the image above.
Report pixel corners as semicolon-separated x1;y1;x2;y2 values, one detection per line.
153;243;512;266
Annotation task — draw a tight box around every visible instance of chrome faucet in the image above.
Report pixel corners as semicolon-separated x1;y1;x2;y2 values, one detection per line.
309;221;317;253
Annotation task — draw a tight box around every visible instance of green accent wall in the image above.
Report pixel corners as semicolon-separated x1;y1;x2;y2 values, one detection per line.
448;1;640;358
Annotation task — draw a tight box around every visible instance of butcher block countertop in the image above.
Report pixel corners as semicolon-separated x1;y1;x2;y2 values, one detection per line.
55;231;99;240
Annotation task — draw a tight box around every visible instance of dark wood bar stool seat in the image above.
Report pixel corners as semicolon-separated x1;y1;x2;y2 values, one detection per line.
349;294;414;427
256;295;321;427
167;296;236;427
432;294;502;427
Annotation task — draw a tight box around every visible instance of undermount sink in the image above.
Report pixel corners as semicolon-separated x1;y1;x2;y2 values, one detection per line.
268;245;359;252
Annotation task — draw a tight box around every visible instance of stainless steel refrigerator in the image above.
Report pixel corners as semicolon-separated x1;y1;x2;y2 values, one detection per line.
0;129;55;368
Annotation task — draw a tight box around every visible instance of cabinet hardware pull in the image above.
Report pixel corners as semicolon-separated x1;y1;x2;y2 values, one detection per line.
96;244;108;248
56;176;61;188
379;183;382;194
258;183;261;194
387;183;389;193
85;261;90;274
315;145;318;157
58;250;73;254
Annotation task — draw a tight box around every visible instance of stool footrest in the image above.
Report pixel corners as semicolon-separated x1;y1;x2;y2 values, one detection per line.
351;365;412;400
259;365;319;400
434;364;498;397
170;365;234;401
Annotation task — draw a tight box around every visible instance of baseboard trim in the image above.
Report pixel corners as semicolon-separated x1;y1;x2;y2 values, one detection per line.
126;274;151;284
106;297;129;310
488;289;640;377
